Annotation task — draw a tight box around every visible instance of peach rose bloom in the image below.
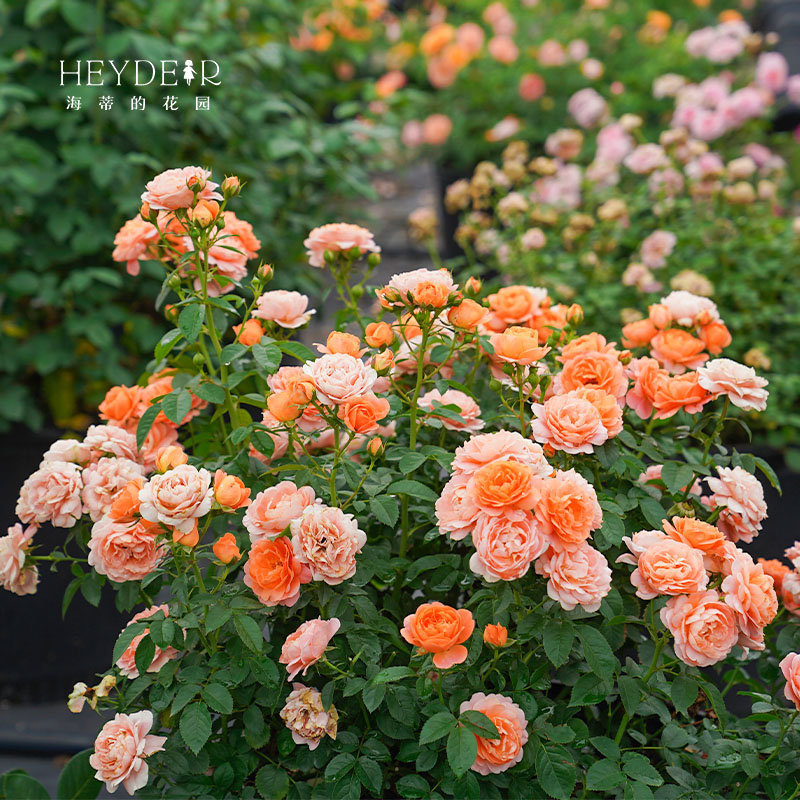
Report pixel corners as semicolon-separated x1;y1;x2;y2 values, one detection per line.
40;438;90;466
780;652;800;710
365;321;394;348
631;539;708;600
401;601;475;669
457;22;485;54
88;519;163;583
418;389;484;432
758;558;790;593
470;511;547;582
280;684;338;750
468;460;536;515
16;461;84;529
697;358;769;412
531;392;609;455
652;372;712;419
574;387;623;437
0;523;38;596
622;319;658;349
618;529;668;568
488;35;519;63
536;543;612;612
449;298;488;330
483;623;508;647
698;322;732;356
304;223;380;268
519;72;546;101
83;424;140;462
112;217;158;276
99;385;143;429
141;166;221;210
116;605;178;679
625;357;667;419
213;470;251;510
338;393;390;434
422;113;454;145
233;318;264;347
486;285;549;326
460;693;528;775
435;475;482;541
706;466;767;543
453;430;551;478
253;290;315;329
304;353;377;406
557;350;628;403
244;482;318;541
660;590;738;667
531;469;602;551
139;422;180;472
212;532;241;563
267;366;315;399
721;555;777;650
244;537;310;607
664;516;726;559
138;464;213;534
90;710;166;795
386;267;457;301
211;210;260;263
279;617;341;680
558;332;617;363
490;326;550;366
290;505;366;585
315;331;366;359
81;458;146;522
651;329;709;374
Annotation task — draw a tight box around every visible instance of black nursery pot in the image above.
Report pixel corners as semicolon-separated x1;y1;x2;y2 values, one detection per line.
0;427;128;704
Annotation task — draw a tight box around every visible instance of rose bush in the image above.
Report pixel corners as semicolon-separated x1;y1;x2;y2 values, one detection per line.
3;168;800;800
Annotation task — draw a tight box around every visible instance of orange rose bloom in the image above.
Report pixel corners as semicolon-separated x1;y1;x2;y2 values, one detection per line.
400;601;475;669
173;522;200;548
324;331;363;358
698;322;732;355
559;350;627;400
471;460;535;511
155;445;188;472
365;321;394;348
413;280;450;308
483;623;508;647
109;478;143;523
665;516;726;558
420;23;455;57
214;470;252;510
233;319;264;346
487;286;542;325
758;558;790;593
651;329;708;371
559;333;616;362
448;298;488;330
99;385;142;427
395;314;423;341
574;387;623;436
337;393;390;434
212;532;241;564
490;327;550;365
652;373;712;418
267;388;308;422
244;537;308;607
622;319;658;348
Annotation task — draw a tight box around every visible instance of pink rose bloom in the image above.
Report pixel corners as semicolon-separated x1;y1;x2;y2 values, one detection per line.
531;469;602;552
16;461;83;529
280;684;338;750
456;22;485;55
531;392;608;455
567;88;607;129
519;73;546;101
721;554;777;650
90;710;166;795
485;115;521;142
253;290;315;329
488;35;518;64
0;523;38;596
567;39;589;62
596;123;633;164
279;618;341;680
538;39;566;66
116;605;178;679
756;51;789;93
544;129;583;161
88;519;164;582
697;358;769;411
787;75;800;104
689;109;728;142
660;590;738;666
648;168;684;198
435;475;482;541
418;389;484;432
780;652;800;710
452;430;551;478
706;36;743;64
459;693;528;775
520;227;546;251
640;230;677;269
706;466;767;543
303;223;379;268
660;290;719;326
244;482;318;542
401;120;424;148
112;217;158;276
138;464;213;534
630;538;708;600
303;354;377;405
81;458;146;522
83;424;140;463
536;543;612;612
290;505;366;585
470;511;548;582
141;166;221;211
653;73;687;98
624;144;669;174
387;267;457;298
40;438;90;466
726;87;766;125
685;152;725;181
685;27;716;58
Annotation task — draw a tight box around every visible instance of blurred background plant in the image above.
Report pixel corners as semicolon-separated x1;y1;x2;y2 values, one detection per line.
0;0;390;432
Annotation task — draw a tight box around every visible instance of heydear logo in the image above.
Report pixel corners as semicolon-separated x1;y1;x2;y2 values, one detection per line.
59;59;221;86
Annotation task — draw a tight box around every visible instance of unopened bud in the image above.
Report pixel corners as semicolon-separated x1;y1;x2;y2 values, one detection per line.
367;252;381;267
186;175;206;193
567;304;583;325
221;175;241;197
258;263;274;281
367;437;383;457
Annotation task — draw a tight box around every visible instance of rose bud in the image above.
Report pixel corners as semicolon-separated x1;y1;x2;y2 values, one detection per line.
413;281;450;308
372;350;395;374
188;199;219;227
258;263;274;281
365;321;394;348
186;174;206;192
214;469;251;510
483;623;508;647
324;331;363;358
448;298;487;330
155;445;188;472
465;276;482;295
109;478;144;523
567;304;584;325
367;437;383;457
221;175;241;197
212;532;241;564
267;388;307;422
233;318;264;346
173;522;200;548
